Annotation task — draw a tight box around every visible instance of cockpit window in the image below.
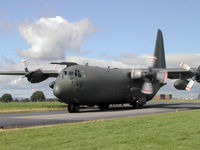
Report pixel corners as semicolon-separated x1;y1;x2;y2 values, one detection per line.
64;69;85;78
80;70;86;78
60;70;64;79
75;70;82;77
69;71;74;76
64;71;68;75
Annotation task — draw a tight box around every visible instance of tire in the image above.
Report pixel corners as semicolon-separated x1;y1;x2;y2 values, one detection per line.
72;104;80;113
98;104;109;110
68;104;80;113
131;101;143;109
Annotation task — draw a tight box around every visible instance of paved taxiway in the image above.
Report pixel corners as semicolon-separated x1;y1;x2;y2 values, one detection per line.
0;102;200;129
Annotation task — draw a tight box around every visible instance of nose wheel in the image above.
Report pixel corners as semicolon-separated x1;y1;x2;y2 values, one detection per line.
68;104;80;113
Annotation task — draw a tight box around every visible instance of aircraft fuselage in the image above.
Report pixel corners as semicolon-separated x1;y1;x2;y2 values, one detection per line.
53;65;159;106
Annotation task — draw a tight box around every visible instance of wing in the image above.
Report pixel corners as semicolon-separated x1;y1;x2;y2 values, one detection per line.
167;68;193;79
0;70;59;77
153;68;193;79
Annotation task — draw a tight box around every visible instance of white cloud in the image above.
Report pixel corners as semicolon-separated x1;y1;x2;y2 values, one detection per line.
166;53;200;68
65;56;132;68
18;16;95;60
119;52;200;68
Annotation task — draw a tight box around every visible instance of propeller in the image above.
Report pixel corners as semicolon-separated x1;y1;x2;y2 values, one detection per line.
21;59;29;73
179;62;200;91
13;59;29;84
131;57;168;94
13;60;35;91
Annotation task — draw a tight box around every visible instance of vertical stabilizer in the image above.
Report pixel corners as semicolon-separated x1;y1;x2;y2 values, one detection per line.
153;29;166;68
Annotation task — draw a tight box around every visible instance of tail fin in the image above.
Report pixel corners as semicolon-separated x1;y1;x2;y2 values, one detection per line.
153;29;166;68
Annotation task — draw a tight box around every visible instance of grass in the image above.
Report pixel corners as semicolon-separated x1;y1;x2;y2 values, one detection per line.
0;99;199;113
0;102;67;113
1;110;200;150
151;99;200;103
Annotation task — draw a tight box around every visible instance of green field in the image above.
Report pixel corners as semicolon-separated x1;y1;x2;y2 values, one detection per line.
0;100;199;114
1;110;200;150
151;99;200;103
0;102;67;113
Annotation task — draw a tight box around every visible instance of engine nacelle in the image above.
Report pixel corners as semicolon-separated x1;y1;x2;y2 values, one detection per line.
196;65;200;83
174;79;189;90
196;73;200;83
25;69;48;83
131;68;142;79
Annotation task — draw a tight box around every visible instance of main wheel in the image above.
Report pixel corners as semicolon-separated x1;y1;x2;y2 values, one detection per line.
98;104;109;110
68;104;80;113
131;101;143;109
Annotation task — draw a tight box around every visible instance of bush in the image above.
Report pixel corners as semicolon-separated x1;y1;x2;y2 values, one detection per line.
30;91;46;102
23;98;31;102
1;93;13;102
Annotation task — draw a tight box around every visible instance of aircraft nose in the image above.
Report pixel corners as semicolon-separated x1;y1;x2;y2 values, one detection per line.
53;81;73;99
53;84;63;98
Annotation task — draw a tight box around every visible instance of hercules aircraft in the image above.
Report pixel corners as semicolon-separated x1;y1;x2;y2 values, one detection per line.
0;29;199;113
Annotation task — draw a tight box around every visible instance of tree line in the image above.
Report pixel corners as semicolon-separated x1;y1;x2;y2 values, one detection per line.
0;91;58;102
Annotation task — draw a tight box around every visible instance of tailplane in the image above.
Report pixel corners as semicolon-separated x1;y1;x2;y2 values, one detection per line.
153;29;166;68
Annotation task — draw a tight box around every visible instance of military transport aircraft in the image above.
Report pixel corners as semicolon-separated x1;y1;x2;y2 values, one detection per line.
0;29;199;113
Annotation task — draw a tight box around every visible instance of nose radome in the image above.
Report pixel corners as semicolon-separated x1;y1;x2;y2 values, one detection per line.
53;84;63;98
53;80;74;99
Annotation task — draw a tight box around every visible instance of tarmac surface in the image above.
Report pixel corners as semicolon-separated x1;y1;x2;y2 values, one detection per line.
0;102;200;129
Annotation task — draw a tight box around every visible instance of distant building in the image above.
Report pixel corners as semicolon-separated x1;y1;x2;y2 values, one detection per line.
198;94;200;99
153;94;172;100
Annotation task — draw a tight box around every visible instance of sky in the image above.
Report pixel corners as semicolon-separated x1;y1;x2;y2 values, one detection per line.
0;0;200;99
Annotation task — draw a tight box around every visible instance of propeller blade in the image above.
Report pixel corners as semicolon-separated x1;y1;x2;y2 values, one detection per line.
145;56;157;68
31;87;35;91
186;80;195;91
21;59;29;72
180;62;191;71
13;76;26;84
131;68;142;79
141;82;153;94
156;71;168;83
53;64;58;70
14;77;23;84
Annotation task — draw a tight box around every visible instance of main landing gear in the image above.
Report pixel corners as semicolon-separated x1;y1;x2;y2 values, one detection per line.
98;104;110;110
131;101;144;109
68;104;80;113
131;97;146;109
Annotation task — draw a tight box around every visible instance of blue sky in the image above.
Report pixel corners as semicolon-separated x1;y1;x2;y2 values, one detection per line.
0;0;200;98
0;0;200;62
